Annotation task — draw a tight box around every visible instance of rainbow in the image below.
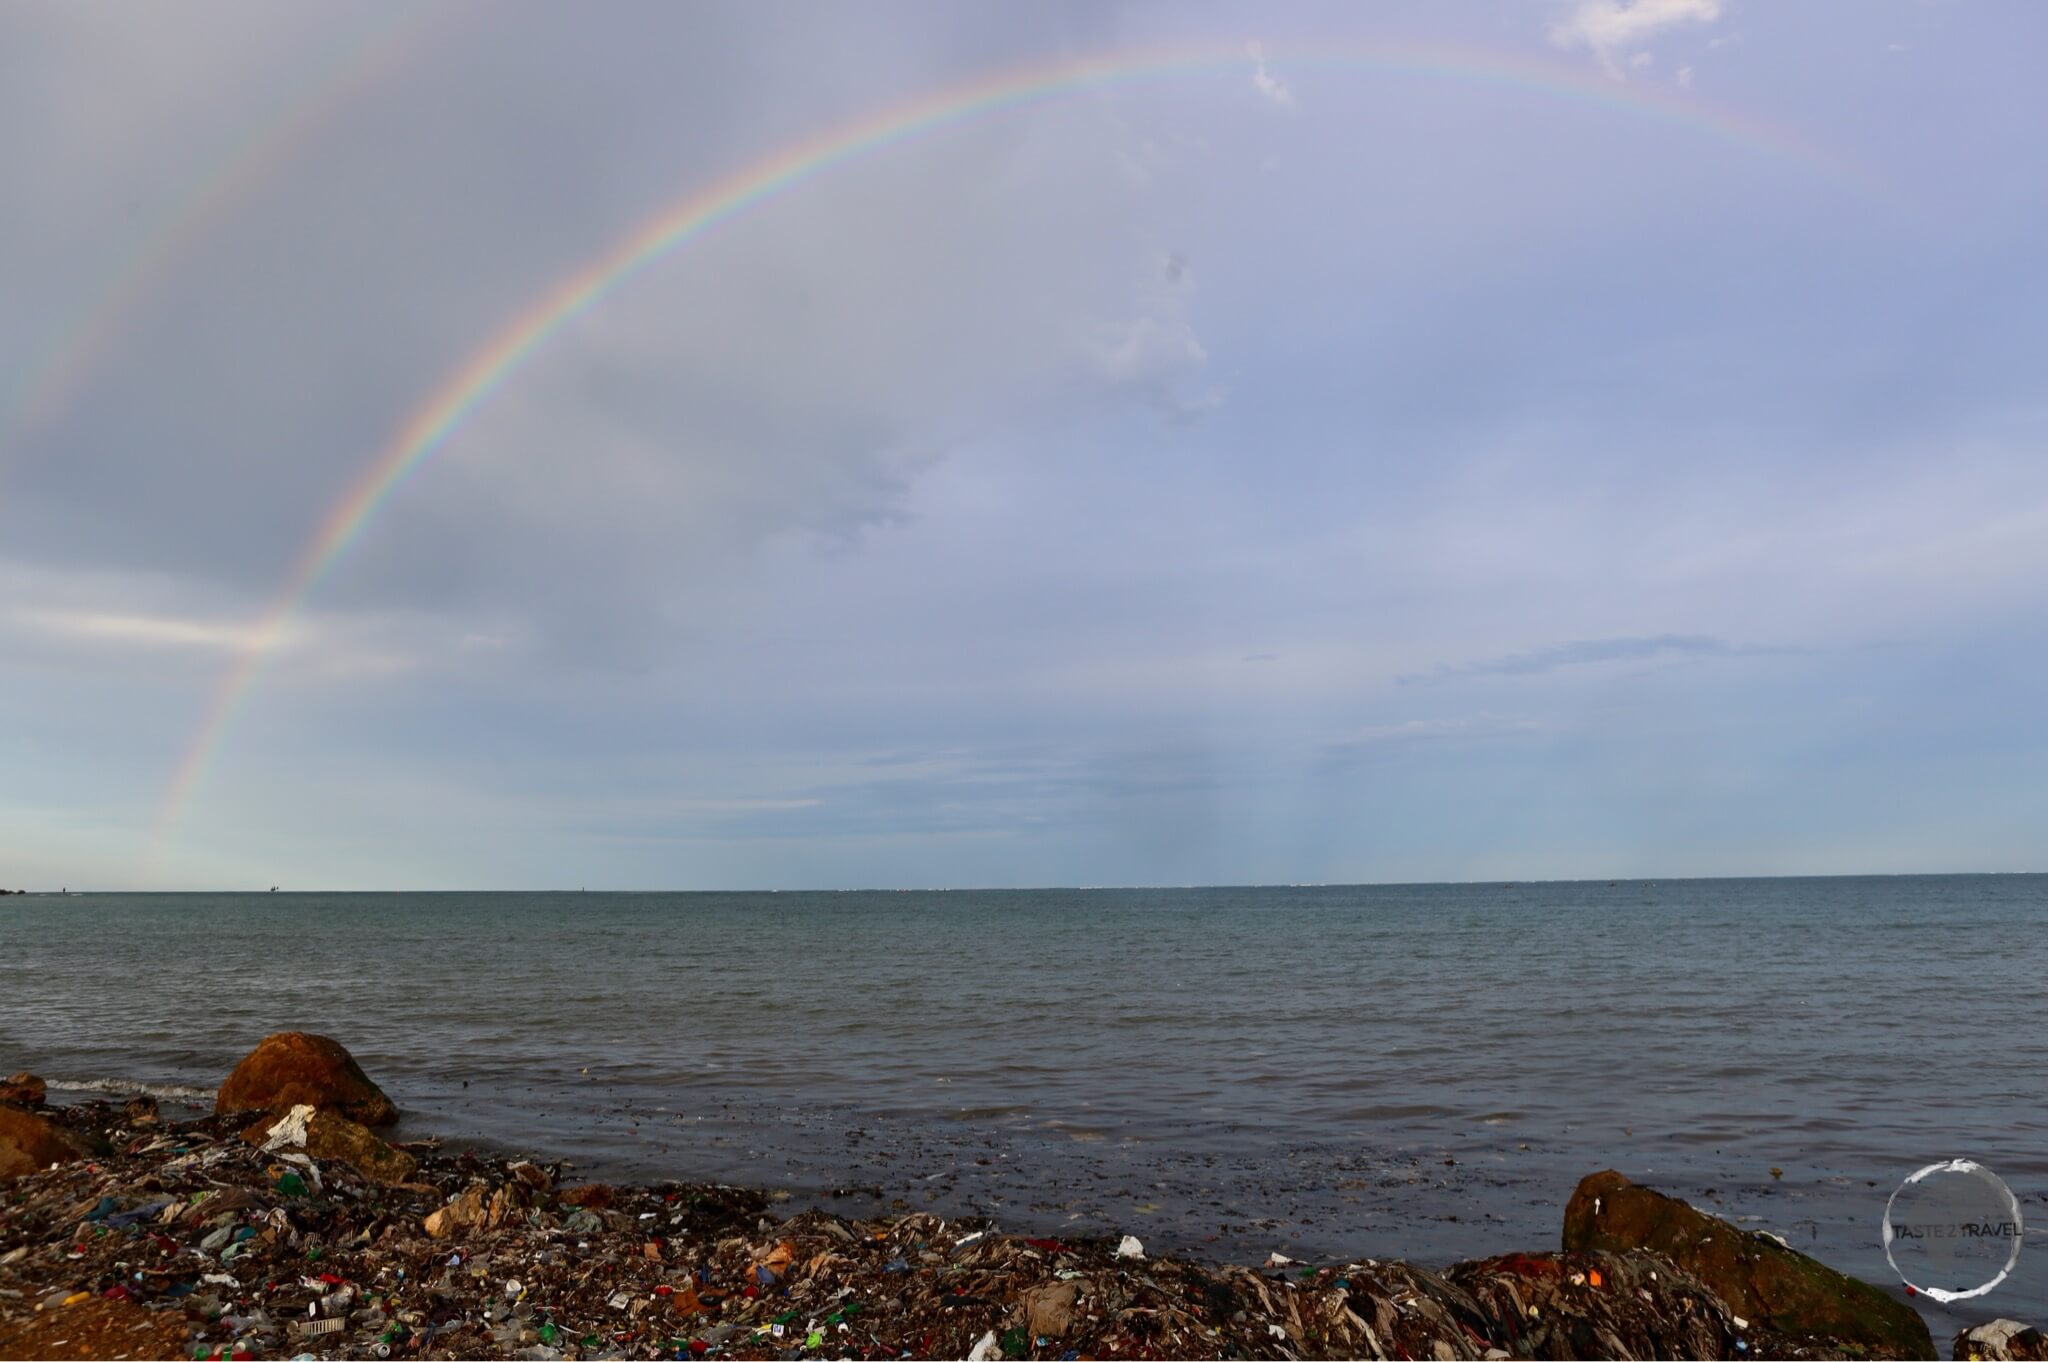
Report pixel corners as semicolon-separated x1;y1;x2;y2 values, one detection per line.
2;9;452;462
146;38;1882;874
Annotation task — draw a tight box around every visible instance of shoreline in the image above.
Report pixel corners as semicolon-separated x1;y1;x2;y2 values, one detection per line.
25;1070;1597;1274
1;1092;1973;1361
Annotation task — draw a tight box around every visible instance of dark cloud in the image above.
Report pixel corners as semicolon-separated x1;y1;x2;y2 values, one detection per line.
0;1;1193;648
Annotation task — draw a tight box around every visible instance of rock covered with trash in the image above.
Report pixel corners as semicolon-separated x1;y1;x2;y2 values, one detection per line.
1563;1168;1935;1358
214;1032;399;1127
0;1096;1960;1361
1957;1320;2048;1361
0;1072;47;1106
238;1103;419;1185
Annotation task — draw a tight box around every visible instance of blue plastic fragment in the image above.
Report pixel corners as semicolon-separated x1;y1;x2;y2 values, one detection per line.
106;1200;175;1228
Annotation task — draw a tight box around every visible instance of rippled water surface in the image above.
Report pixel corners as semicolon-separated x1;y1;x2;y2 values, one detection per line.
4;876;2044;1339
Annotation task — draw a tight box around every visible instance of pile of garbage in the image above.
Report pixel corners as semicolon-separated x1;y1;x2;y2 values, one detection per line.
0;1039;2011;1359
0;1102;1869;1359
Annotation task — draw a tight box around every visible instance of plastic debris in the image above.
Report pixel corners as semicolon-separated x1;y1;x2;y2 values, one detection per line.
1954;1320;2048;1361
259;1104;317;1152
0;1095;1928;1361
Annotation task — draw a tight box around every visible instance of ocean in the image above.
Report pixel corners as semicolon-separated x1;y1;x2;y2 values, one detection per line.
4;875;2042;1341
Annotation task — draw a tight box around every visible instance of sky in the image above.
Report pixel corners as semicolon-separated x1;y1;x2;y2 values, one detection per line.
3;0;2045;890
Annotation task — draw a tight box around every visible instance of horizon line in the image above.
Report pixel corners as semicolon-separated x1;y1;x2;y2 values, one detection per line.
22;868;2046;895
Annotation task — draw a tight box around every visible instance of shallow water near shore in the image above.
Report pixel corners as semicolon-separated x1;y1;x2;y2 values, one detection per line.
5;875;2044;1341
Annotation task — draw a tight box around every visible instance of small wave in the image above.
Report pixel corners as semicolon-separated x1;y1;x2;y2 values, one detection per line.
46;1077;213;1101
948;1105;1033;1121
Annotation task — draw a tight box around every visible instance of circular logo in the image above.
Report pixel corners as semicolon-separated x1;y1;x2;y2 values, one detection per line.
1882;1160;2024;1303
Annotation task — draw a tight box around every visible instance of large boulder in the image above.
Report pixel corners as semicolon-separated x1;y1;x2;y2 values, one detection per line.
216;1032;397;1126
1564;1169;1932;1359
0;1105;80;1182
0;1071;46;1106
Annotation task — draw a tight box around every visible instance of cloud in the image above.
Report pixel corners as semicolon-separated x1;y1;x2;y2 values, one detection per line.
1245;42;1298;111
1087;314;1213;418
583;745;1172;844
1404;634;1796;683
1320;716;1542;764
5;599;418;682
0;560;443;692
1082;250;1218;422
1;4;1218;666
18;607;276;653
1549;0;1722;76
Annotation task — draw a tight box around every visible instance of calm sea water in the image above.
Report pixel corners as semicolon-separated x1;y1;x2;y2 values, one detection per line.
4;877;2043;1342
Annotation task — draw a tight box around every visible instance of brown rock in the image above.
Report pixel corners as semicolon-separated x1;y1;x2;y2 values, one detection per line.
0;1105;79;1182
1956;1321;2048;1361
238;1106;417;1184
121;1095;159;1126
215;1032;397;1126
1563;1169;1933;1358
0;1071;46;1105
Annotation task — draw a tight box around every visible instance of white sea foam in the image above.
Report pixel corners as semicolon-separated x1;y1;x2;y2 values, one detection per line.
45;1076;213;1101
